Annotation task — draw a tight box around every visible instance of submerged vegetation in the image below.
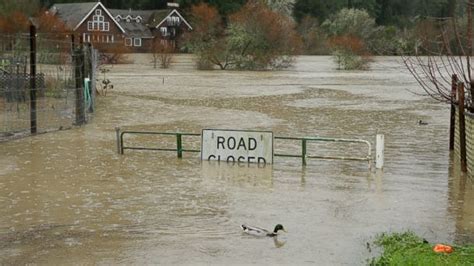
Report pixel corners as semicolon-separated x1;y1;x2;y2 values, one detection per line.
370;232;474;265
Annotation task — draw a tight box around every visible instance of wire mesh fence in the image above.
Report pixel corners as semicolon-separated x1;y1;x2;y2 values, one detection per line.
0;28;98;141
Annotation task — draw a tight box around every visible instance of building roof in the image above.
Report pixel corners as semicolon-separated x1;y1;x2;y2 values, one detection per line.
50;2;125;33
148;10;173;28
108;9;159;38
155;9;193;30
109;9;156;22
49;3;191;38
50;2;97;30
117;21;153;38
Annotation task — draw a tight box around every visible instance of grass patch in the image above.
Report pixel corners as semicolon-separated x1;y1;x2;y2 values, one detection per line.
370;231;474;265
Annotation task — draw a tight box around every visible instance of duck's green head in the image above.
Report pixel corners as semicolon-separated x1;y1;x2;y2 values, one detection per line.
274;224;286;233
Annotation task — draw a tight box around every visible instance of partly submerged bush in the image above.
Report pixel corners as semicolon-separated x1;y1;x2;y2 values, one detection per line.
331;49;371;70
328;35;371;70
323;8;377;70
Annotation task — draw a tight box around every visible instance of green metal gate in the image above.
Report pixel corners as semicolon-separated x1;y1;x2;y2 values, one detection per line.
116;127;373;167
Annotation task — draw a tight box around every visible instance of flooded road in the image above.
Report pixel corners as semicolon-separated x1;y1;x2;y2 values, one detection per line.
1;55;473;264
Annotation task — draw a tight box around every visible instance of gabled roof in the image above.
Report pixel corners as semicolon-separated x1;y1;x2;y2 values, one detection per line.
155;9;193;30
148;9;172;27
109;9;156;38
50;2;97;30
51;1;125;33
109;9;155;23
116;21;153;38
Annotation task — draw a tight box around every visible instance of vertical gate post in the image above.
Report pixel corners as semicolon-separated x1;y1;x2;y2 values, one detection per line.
376;134;384;169
302;139;307;166
177;133;183;158
29;24;37;134
115;127;121;154
449;74;458;150
458;82;467;172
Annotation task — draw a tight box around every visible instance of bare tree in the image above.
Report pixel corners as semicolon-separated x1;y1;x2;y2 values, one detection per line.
151;39;174;69
403;0;473;105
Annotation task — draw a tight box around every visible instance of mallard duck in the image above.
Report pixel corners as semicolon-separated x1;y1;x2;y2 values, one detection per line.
241;224;286;237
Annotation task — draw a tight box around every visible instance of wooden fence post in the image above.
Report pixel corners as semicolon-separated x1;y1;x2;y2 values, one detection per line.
450;74;458;150
458;82;467;172
29;24;37;134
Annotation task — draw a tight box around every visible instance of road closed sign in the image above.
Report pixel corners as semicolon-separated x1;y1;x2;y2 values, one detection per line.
201;129;273;164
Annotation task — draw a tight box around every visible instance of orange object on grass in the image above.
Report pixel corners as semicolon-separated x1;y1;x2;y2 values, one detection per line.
433;244;454;253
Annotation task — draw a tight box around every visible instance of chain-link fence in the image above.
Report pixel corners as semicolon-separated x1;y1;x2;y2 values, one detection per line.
0;27;98;141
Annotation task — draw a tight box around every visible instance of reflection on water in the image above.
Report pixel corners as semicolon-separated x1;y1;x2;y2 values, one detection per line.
201;161;273;188
448;154;474;244
273;237;286;248
0;55;473;264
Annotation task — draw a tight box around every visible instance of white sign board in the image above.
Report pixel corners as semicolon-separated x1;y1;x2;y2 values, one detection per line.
201;129;273;164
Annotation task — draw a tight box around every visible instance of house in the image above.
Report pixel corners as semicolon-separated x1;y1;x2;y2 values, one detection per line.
49;1;192;52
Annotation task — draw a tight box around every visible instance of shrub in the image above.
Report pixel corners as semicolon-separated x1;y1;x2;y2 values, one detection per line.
184;3;227;69
323;8;377;70
322;8;377;41
95;43;131;64
186;1;302;70
328;35;372;70
297;16;330;55
151;40;174;69
228;1;302;70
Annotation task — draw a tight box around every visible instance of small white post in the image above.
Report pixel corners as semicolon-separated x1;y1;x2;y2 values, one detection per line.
376;134;384;169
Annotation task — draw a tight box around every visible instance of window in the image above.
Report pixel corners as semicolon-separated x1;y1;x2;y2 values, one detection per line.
133;38;142;47
160;27;168;37
125;38;132;46
167;16;181;26
87;10;108;31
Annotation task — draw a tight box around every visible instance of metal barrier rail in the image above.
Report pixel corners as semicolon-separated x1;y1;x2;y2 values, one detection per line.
274;136;372;166
116;128;200;157
115;128;372;167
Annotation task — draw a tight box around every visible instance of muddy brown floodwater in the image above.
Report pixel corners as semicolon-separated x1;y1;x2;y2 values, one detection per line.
1;55;473;265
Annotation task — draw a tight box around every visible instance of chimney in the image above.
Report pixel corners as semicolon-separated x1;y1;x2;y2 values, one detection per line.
167;2;180;8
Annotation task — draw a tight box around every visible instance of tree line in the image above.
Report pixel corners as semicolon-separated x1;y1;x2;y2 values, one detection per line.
1;0;459;26
0;0;467;70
